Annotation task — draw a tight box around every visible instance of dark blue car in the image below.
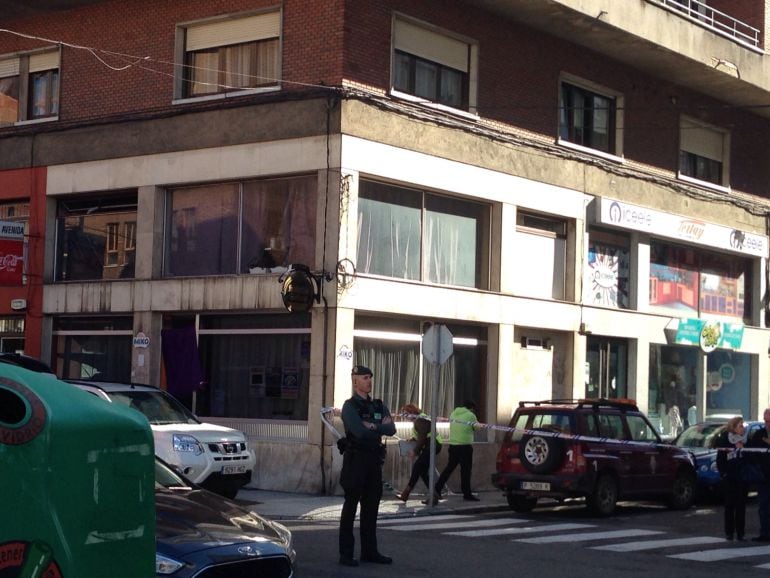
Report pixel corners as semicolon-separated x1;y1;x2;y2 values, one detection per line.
674;420;763;497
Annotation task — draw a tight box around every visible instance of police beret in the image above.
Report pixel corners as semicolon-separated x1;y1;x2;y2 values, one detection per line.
351;365;373;376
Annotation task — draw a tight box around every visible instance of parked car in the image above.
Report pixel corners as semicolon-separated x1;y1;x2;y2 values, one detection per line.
492;398;697;516
68;379;256;499
674;419;764;497
154;456;295;577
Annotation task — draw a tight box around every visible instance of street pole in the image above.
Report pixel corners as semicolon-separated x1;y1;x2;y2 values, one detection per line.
428;330;441;507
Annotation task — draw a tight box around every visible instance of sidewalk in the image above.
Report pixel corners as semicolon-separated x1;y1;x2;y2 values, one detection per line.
236;487;510;521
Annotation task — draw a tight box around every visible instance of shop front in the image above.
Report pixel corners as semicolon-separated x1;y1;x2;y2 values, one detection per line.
591;197;768;430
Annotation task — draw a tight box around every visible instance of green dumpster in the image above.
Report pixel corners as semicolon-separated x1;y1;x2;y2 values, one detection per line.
0;362;155;577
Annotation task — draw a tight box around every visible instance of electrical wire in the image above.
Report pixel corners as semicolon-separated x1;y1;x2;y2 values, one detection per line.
0;27;341;94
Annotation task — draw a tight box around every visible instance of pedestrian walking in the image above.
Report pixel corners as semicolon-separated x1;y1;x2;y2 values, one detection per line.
435;400;480;501
396;404;442;503
338;365;396;567
715;416;748;540
747;407;770;542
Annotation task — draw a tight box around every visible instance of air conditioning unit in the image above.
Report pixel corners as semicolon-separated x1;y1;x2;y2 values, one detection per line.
521;336;549;350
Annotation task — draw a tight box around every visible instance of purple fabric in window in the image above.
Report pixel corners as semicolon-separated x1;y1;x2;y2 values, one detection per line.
161;326;204;396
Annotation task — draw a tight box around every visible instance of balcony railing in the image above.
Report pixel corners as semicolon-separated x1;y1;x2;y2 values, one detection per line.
649;0;760;49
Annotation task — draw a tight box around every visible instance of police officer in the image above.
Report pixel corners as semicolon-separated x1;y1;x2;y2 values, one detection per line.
338;365;396;567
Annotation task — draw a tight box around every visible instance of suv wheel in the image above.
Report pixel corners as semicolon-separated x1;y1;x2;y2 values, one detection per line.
587;474;618;516
519;433;564;474
668;470;695;510
506;492;537;513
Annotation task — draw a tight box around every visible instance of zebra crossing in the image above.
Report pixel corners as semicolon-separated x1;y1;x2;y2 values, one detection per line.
374;513;770;568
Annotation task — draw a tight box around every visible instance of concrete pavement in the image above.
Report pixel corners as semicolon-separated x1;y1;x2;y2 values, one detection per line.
236;486;510;521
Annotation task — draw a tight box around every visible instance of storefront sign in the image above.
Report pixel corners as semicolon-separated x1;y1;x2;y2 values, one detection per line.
0;220;24;286
598;199;769;258
673;318;744;352
132;332;150;348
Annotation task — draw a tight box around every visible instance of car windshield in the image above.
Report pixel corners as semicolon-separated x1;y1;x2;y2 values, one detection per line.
109;390;200;425
155;459;192;490
676;423;725;448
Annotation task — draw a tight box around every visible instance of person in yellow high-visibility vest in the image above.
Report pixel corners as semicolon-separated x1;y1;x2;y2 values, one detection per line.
435;400;479;501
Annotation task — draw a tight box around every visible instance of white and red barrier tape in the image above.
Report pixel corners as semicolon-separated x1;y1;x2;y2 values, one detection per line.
320;407;770;453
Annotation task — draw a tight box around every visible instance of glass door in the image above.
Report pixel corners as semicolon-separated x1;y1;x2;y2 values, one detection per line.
585;337;628;400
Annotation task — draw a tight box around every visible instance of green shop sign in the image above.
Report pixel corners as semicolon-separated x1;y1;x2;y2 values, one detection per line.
674;318;744;352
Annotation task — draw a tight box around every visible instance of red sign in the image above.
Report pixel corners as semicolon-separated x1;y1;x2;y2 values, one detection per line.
0;238;23;285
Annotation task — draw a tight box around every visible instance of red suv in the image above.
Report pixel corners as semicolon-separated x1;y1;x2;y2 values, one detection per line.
491;399;696;516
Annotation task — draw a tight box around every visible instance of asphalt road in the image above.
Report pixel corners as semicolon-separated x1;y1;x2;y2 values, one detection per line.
285;497;770;577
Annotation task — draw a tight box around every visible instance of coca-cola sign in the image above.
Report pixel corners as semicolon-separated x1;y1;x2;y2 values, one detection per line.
0;239;23;285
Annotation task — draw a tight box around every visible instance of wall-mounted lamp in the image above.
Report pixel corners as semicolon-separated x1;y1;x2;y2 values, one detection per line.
278;264;333;313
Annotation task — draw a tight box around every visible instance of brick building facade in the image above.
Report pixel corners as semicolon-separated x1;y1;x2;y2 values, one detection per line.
1;0;770;493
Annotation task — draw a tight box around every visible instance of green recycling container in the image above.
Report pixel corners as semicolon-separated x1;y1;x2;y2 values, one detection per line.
0;362;155;577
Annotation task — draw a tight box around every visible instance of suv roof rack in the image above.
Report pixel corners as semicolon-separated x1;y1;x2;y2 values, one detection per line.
518;398;639;411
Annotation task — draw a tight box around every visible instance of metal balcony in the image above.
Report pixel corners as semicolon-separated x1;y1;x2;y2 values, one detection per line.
649;0;760;49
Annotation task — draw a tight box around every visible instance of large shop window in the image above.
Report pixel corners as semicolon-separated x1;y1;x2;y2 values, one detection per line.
649;344;751;437
53;316;133;382
0;49;59;126
56;193;137;281
180;11;281;98
196;313;310;420
586;229;630;308
353;316;486;420
513;211;568;300
559;80;619;155
391;17;475;111
165;175;316;277
357;180;489;289
649;240;751;321
679;117;728;187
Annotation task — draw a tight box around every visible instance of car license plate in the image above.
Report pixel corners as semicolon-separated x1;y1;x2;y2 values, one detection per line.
521;481;550;491
222;465;247;475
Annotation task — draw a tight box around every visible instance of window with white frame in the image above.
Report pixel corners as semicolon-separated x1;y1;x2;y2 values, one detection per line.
678;116;729;187
559;79;620;156
179;11;281;98
357;180;490;289
391;17;476;112
0;50;59;126
513;210;568;300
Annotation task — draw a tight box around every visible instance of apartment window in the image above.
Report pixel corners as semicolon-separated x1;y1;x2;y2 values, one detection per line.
180;11;280;98
392;17;475;112
679;117;728;186
0;50;59;126
357;180;490;289
513;211;568;300
122;221;136;265
56;193;138;281
559;80;618;155
105;223;119;266
165;175;316;277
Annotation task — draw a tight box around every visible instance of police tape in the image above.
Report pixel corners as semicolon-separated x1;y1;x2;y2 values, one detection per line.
320;406;770;453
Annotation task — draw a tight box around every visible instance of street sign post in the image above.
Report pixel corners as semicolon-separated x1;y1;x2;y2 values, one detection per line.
422;324;453;506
